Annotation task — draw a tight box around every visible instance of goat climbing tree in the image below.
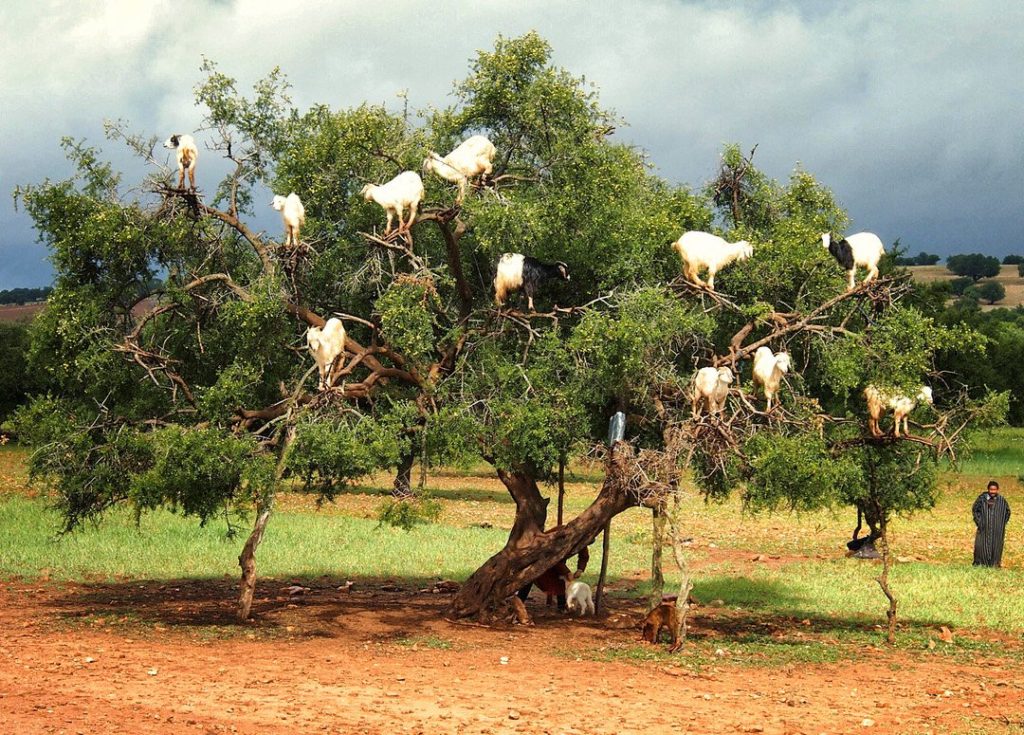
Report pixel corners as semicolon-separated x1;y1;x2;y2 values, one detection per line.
14;33;1005;631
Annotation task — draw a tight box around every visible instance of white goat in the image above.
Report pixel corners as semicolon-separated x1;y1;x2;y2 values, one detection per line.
752;346;791;411
271;192;306;247
423;135;496;203
671;231;753;291
306;318;346;390
692;366;734;418
562;576;595;617
864;385;934;437
822;232;885;290
163;134;198;190
361;171;424;234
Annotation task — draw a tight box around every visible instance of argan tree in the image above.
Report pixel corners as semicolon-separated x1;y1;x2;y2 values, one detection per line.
14;34;1005;633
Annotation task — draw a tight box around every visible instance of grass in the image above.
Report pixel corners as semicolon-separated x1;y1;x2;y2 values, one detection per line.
2;430;1023;638
908;264;1024;310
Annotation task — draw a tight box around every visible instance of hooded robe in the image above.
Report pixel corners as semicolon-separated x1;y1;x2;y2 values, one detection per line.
973;492;1011;567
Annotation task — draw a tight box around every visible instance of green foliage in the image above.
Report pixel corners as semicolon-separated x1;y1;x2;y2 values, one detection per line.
132;426;274;523
376;277;441;365
0;324;37;423
1019;263;1024;278
743;432;857;513
287;409;411;498
376;497;442;531
950;276;975;295
976;281;1006;305
946;253;1000;281
1001;254;1023;265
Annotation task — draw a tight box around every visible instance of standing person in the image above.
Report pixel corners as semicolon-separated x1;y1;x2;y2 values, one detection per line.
973;480;1011;567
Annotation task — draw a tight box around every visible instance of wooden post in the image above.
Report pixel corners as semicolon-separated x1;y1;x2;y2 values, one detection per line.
557;454;566;526
594;520;611;615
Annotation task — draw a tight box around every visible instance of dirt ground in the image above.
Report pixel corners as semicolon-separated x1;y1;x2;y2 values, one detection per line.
1;579;1022;735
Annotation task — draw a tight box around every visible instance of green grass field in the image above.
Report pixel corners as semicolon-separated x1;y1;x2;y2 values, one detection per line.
2;429;1022;635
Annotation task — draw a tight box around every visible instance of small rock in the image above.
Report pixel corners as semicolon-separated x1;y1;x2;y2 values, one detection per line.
939;626;954;643
752;554;766;562
709;599;726;608
743;726;764;733
84;657;96;664
861;718;874;727
508;710;520;720
147;668;158;676
896;556;913;563
385;691;399;698
500;656;509;665
714;648;726;658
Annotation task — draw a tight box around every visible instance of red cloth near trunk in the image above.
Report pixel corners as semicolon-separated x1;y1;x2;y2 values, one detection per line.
535;563;571;596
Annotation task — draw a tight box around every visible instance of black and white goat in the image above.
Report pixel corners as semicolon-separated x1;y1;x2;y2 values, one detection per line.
163;134;198;190
822;232;885;290
493;253;570;311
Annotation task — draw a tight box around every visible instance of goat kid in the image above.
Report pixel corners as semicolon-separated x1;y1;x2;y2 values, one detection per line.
561;576;595;617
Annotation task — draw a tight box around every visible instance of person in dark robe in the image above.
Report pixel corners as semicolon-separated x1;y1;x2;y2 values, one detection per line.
973;480;1011;567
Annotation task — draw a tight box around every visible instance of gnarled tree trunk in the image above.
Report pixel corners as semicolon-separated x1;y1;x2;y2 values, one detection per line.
449;445;640;619
393;449;416;498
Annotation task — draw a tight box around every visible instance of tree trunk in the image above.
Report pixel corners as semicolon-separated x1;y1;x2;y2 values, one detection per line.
594;521;611;615
237;502;273;621
650;505;666;610
666;496;694;647
236;427;295;621
875;514;897;645
449;447;640;619
393;448;415;498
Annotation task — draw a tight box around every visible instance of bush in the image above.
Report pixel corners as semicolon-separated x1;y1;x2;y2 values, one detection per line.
947;253;1001;281
950;277;975;296
1002;255;1024;265
1019;263;1024;278
977;281;1006;305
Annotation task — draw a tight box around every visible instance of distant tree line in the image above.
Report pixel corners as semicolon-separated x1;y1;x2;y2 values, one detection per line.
893;251;941;266
0;287;52;305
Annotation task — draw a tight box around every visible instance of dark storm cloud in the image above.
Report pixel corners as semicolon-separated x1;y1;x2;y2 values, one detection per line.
1;0;1021;288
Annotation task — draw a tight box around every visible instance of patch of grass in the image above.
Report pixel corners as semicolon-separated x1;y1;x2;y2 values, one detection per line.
951;427;1024;478
695;559;1024;633
394;635;455;650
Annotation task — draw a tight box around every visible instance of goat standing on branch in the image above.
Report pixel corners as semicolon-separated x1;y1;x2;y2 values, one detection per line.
691;366;734;418
271;192;306;247
752;346;791;411
671;231;752;291
494;253;570;312
163;134;198;190
307;318;346;390
864;385;934;437
361;171;424;235
423;135;496;203
822;232;885;291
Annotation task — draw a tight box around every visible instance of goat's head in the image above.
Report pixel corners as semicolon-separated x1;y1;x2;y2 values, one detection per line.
271;194;286;211
918;386;934;405
717;366;735;385
359;184;375;201
735;241;753;260
163;134;181;149
555;261;570;282
774;352;791;373
821;233;833;250
306;326;322;352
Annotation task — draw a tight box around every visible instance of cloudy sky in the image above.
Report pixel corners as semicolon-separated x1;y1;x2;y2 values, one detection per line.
1;0;1021;288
